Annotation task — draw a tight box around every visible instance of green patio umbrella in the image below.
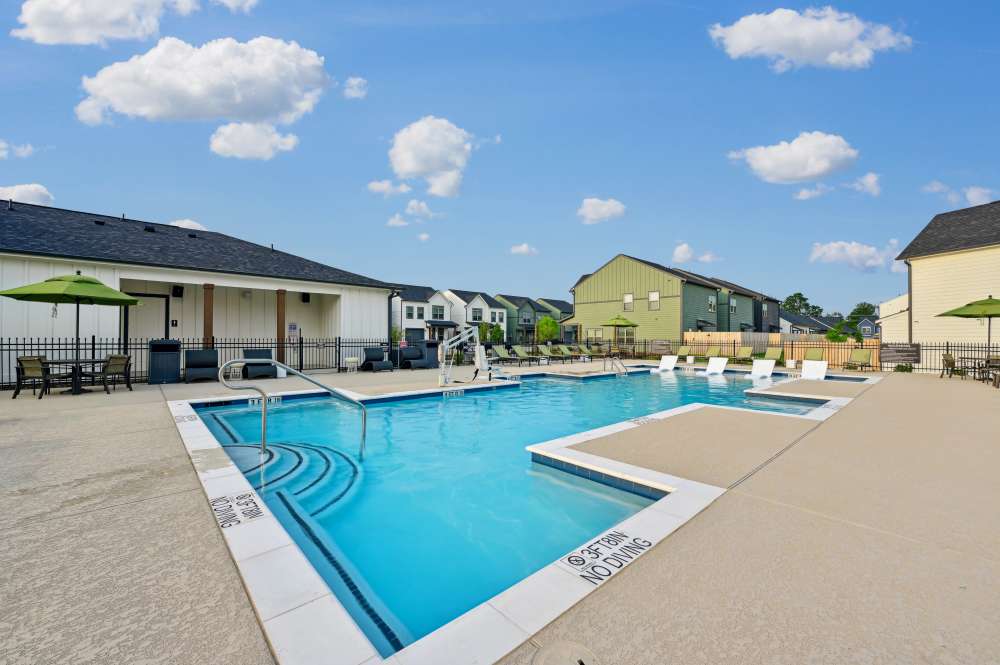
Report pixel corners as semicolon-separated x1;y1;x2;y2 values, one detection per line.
0;272;139;369
937;295;1000;345
603;315;638;347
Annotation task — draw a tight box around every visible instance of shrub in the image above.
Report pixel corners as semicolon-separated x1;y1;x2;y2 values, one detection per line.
536;315;559;343
893;363;913;373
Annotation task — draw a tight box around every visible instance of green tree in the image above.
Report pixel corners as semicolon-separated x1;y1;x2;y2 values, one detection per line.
390;326;402;343
848;302;876;323
478;322;489;341
488;323;505;344
535;315;560;343
782;292;824;317
825;319;862;344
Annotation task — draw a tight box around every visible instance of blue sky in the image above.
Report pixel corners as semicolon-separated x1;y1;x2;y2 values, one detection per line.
2;1;998;314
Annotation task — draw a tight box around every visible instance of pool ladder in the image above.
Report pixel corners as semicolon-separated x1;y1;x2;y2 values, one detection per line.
218;359;368;461
603;355;628;376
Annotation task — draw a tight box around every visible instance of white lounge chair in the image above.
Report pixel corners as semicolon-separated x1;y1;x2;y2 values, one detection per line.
704;357;728;375
750;358;775;379
801;359;828;380
652;355;678;373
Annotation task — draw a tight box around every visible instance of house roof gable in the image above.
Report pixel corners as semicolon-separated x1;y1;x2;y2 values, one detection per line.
897;200;1000;260
449;289;503;309
0;202;392;290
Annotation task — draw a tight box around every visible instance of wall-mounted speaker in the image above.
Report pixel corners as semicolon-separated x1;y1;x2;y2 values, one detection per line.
171;285;184;298
301;292;311;304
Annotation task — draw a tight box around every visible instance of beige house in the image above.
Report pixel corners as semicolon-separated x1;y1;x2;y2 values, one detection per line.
890;200;1000;342
876;294;909;343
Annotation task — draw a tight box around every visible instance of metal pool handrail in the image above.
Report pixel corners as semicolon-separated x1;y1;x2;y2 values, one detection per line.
218;358;368;461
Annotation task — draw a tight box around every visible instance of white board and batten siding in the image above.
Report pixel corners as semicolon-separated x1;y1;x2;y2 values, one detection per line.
0;253;390;340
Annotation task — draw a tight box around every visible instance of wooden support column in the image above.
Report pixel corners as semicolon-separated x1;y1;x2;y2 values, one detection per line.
276;288;286;363
202;283;214;348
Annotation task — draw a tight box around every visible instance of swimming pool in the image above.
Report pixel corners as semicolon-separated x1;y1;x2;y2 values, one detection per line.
198;370;820;656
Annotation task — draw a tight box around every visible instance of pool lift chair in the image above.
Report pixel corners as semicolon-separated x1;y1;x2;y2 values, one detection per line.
438;326;513;386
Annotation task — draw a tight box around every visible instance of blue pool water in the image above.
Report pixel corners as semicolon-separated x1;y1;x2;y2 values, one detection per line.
199;370;819;655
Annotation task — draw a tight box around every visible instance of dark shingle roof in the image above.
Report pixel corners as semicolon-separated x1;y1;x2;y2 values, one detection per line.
497;294;549;313
0;202;392;290
449;289;503;309
706;276;776;301
539;298;573;314
897;200;1000;260
634;260;718;290
396;284;436;302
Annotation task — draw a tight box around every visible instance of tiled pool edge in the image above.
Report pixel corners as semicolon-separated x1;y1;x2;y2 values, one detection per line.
168;384;747;665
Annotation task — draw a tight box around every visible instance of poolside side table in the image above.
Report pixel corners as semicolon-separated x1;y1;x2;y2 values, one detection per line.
345;357;360;373
227;362;245;381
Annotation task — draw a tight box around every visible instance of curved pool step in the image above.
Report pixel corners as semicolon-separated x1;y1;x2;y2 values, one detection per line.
224;441;360;517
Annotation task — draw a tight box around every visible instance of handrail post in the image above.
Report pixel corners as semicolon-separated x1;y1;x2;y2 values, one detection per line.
218;358;367;461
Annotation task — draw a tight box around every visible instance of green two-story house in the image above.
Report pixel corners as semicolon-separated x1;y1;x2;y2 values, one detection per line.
495;294;552;344
670;269;756;332
564;255;724;343
536;298;576;342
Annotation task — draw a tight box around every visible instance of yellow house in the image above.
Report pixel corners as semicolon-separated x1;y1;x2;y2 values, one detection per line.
892;200;1000;342
876;293;909;343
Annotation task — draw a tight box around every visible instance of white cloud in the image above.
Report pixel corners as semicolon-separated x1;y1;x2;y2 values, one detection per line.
576;197;626;225
76;37;327;153
169;218;207;230
729;131;858;184
794;183;833;200
709;7;911;73
389;116;472;197
0;141;35;159
963;186;995;206
13;144;36;158
923;180;991;207
405;199;434;218
848;172;881;196
386;213;408;227
209;122;298;160
417;232;430;242
11;0;255;46
809;238;902;273
672;242;693;264
343;76;368;100
510;243;538;255
367;180;411;197
698;251;721;263
0;183;54;205
213;0;257;13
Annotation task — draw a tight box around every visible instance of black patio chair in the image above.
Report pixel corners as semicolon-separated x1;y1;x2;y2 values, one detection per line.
184;349;219;383
360;347;393;372
243;348;278;379
82;354;133;392
400;345;431;370
12;356;71;399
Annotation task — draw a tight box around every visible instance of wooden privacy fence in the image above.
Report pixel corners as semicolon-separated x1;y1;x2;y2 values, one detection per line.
680;332;881;368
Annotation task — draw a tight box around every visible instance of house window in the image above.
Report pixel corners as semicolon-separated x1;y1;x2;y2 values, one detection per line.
587;328;604;341
491;311;497;323
498;312;504;323
623;293;634;311
648;291;660;311
471;308;483;322
861;325;872;335
405;305;414;320
617;327;635;344
762;303;769;316
416;306;424;320
708;295;717;313
729;302;736;315
432;305;444;319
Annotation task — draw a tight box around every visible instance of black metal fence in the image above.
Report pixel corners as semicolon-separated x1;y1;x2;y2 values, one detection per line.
5;336;998;388
0;336;393;389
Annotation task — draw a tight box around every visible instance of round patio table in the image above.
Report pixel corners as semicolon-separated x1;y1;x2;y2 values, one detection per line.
44;358;107;395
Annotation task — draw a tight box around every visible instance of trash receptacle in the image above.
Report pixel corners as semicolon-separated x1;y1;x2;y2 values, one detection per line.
148;339;181;384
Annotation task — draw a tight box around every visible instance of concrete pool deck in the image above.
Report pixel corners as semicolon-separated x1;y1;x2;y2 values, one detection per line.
2;368;998;664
